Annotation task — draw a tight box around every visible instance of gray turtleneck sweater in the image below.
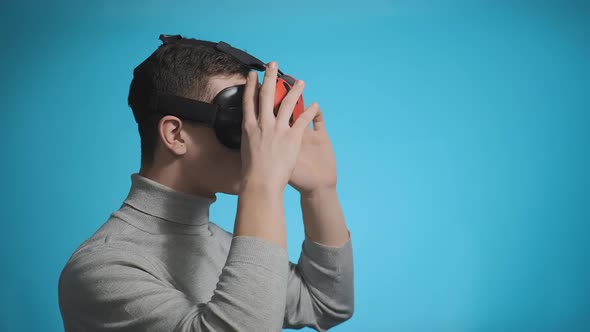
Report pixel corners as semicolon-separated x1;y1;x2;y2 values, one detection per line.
58;173;353;331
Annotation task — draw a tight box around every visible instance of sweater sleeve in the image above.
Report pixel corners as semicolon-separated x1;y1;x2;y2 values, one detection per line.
58;236;288;332
283;230;354;331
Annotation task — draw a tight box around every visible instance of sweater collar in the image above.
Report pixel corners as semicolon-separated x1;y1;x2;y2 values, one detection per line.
122;173;217;226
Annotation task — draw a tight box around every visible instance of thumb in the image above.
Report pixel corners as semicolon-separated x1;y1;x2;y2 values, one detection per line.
312;106;325;132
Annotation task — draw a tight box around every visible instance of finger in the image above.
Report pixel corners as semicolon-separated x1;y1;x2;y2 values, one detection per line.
253;81;261;119
242;71;258;128
276;79;305;127
259;61;278;124
292;102;320;134
311;105;325;132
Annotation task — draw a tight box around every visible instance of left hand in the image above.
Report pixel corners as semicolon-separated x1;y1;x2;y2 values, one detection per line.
288;103;337;195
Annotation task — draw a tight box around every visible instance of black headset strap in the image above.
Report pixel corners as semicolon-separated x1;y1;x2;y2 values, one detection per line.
149;92;219;127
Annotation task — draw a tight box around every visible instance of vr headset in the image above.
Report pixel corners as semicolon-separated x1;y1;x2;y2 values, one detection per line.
132;34;305;150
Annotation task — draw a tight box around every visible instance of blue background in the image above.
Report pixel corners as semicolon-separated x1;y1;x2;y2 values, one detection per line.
1;0;588;331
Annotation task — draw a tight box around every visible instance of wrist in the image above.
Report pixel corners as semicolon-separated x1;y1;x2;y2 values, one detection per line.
240;176;284;196
299;185;337;201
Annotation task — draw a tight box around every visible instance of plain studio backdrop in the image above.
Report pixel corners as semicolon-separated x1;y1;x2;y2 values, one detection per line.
0;0;588;331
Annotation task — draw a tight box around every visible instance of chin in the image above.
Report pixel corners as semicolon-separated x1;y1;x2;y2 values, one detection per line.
216;180;241;196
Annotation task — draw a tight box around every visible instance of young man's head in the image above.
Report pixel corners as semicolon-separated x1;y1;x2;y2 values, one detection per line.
128;40;252;198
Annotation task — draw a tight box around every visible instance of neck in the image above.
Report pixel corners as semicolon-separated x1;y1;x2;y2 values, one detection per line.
121;172;217;228
139;161;216;200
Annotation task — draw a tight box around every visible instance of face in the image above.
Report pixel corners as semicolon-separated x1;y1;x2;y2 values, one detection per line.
179;73;249;196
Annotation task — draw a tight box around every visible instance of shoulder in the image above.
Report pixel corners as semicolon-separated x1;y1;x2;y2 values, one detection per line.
59;242;161;291
58;216;168;298
57;241;174;313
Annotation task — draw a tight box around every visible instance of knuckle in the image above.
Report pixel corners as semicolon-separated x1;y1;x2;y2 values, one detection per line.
259;89;273;100
289;88;303;98
243;120;256;132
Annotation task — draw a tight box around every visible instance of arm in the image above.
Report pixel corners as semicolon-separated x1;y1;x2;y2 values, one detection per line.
300;187;349;247
282;188;354;331
233;177;287;249
285;101;355;330
283;239;354;331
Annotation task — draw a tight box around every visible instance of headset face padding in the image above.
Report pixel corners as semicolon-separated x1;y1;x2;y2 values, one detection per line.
212;84;245;150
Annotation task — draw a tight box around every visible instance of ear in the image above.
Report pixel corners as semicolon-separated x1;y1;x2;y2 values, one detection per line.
158;115;187;156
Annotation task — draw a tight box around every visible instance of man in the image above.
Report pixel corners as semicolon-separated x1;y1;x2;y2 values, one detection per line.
58;36;354;331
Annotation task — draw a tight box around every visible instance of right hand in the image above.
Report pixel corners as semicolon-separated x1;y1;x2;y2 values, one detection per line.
240;61;320;192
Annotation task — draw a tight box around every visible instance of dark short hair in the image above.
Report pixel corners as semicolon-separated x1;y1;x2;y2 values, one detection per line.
128;40;250;166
